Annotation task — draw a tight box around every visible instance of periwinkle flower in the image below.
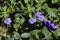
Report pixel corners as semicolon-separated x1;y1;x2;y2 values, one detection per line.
4;18;12;25
45;20;58;32
36;12;45;21
29;18;36;24
36;12;42;17
45;20;51;26
38;15;45;21
50;23;58;29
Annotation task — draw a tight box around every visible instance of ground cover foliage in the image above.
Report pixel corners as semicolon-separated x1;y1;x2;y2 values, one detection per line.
0;0;60;40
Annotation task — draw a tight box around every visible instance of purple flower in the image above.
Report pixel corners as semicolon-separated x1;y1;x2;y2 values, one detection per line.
4;18;12;25
36;12;45;21
38;15;45;21
29;18;36;24
50;23;58;29
36;12;42;17
45;20;51;26
45;20;58;32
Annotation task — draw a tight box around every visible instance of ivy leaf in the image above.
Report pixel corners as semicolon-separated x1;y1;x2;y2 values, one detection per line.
0;12;3;18
15;13;25;25
20;17;25;25
21;33;30;38
5;37;14;40
38;0;46;4
13;24;20;29
53;29;60;39
35;0;38;3
2;6;7;11
41;27;53;39
47;8;58;17
29;35;38;40
24;0;30;3
3;12;9;19
30;30;40;40
12;32;20;39
51;0;60;4
41;3;49;10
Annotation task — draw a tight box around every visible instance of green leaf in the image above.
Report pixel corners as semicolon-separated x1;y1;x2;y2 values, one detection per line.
13;24;20;29
41;27;52;39
41;3;49;10
5;37;14;40
35;0;38;3
3;12;9;19
38;0;46;4
29;35;38;40
15;13;25;24
58;7;60;11
51;0;60;4
20;18;25;24
30;30;40;40
26;4;31;12
35;0;46;11
2;6;7;11
19;1;25;10
47;8;58;17
12;32;20;39
24;0;30;3
29;13;32;18
0;12;3;18
9;0;16;5
21;33;30;38
53;29;60;38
